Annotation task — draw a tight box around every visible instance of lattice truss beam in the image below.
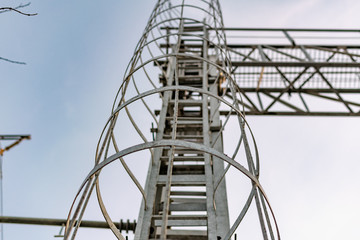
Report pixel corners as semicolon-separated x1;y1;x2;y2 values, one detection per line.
224;29;360;116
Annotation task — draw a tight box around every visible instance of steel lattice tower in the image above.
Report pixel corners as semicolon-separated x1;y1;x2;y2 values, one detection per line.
64;1;279;239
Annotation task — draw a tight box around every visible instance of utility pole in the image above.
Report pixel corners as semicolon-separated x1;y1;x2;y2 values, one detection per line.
0;134;31;240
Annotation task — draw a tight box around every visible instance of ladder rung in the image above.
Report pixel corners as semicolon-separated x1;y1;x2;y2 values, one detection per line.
169;100;203;106
157;175;206;186
170;198;206;203
166;116;203;121
175;121;203;125
152;214;207;220
154;219;207;227
179;50;202;54
179;66;202;69
171;165;205;175
160;156;204;161
177;59;203;64
163;134;203;139
170;191;206;196
154;229;207;238
160;165;204;175
173;149;204;155
179;75;203;79
169;202;207;211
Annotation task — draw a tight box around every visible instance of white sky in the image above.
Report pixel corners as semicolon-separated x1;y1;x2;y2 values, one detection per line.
0;0;360;239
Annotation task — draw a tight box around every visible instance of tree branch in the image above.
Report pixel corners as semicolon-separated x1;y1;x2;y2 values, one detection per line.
0;2;30;13
0;2;37;16
0;2;37;64
0;57;26;65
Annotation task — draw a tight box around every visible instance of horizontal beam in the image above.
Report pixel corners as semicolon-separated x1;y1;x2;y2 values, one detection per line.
226;44;360;49
155;59;360;68
230;61;360;68
0;216;136;232
235;88;360;93
160;43;360;49
162;26;360;32
0;135;31;141
219;111;360;117
210;28;360;33
155;110;360;117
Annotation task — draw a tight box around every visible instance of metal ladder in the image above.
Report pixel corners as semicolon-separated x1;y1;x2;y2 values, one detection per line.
135;22;230;240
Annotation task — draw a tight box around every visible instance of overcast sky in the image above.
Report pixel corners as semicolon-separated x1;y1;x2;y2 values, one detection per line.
1;0;360;240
